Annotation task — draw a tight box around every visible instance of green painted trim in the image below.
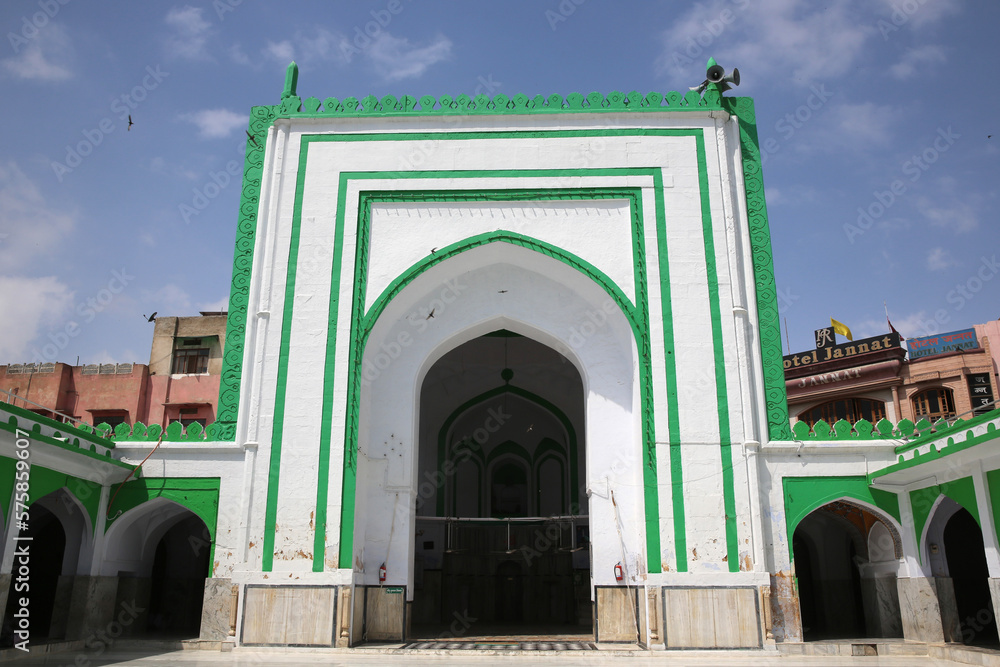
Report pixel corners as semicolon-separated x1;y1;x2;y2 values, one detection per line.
987;468;1000;553
107;477;221;568
263;129;715;574
651;170;686;572
909;476;980;564
261;133;311;572
535;440;568;516
216;105;279;440
894;409;1000;456
275;89;725;119
0;456;14;522
435;385;578;518
869;418;1000;482
1;413;130;471
1;402;117;450
27;466;102;535
692;131;739;572
782;476;901;561
437;384;580;516
333;183;659;573
723;97;790;441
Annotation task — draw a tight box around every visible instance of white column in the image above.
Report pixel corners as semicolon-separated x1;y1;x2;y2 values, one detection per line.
972;461;1000;577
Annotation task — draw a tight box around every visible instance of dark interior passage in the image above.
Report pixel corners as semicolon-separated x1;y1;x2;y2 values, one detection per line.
944;508;998;646
145;514;210;638
1;505;65;646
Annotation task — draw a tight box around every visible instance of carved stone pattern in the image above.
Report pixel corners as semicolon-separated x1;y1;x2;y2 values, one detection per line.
215;104;278;441
726;97;791;441
277;90;721;117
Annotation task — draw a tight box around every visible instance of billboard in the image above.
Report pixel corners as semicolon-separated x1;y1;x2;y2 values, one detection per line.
907;328;978;360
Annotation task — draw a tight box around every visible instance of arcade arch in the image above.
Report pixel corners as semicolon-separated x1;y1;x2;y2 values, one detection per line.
793;499;903;640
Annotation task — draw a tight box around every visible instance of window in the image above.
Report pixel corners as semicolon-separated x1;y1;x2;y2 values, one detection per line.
91;411;129;428
797;397;886;428
172;348;209;374
911;387;956;421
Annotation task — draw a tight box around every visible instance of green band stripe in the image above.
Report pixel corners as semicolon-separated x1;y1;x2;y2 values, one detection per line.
694;132;739;572
264;130;715;574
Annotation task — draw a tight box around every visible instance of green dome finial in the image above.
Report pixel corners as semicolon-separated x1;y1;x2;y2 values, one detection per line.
282;61;299;100
706;57;718;69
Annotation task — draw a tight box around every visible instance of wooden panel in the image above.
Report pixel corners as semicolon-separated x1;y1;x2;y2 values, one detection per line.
596;587;639;642
663;587;760;648
242;586;336;646
364;586;406;640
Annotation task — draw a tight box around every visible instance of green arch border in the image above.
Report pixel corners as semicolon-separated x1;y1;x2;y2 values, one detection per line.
334;189;657;572
909;476;981;564
435;385;581;517
782;475;901;561
364;229;641;335
106;477;221;566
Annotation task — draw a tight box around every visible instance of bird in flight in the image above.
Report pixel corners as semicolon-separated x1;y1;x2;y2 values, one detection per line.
143;312;157;322
128;115;133;131
246;130;258;148
426;308;436;320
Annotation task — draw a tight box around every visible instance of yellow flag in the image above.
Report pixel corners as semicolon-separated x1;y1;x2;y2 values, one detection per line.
830;318;853;341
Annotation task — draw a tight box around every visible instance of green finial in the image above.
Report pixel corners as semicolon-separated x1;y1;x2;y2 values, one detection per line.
282;61;298;100
706;57;718;69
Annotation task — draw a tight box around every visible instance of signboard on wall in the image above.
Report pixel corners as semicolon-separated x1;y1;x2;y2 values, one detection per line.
783;333;903;369
967;373;995;415
907;328;978;360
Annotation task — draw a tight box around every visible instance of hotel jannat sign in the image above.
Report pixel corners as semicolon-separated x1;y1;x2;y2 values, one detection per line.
783;331;904;370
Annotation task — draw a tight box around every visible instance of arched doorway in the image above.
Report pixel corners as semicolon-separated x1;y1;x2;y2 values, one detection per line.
793;500;903;640
353;241;646;642
102;499;211;638
1;488;90;647
412;332;587;636
941;507;997;645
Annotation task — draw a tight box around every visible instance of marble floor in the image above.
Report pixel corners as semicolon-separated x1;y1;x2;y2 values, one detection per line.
2;647;981;666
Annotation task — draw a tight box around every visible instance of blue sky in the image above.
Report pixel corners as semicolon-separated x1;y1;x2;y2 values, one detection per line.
0;0;995;365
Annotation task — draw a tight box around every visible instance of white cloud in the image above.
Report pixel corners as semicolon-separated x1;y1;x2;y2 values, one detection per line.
889;45;946;80
178;108;247;139
141;283;192;314
262;29;344;65
825;102;895;148
918;197;979;233
875;0;961;29
0;23;74;82
0;160;75;271
926;246;956;271
263;40;295;63
164;6;213;60
87;349;141;365
199;296;229;312
657;0;874;87
228;43;251;66
366;33;452;82
0;276;74;361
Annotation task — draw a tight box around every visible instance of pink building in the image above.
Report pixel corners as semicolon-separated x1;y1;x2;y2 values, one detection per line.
0;312;226;430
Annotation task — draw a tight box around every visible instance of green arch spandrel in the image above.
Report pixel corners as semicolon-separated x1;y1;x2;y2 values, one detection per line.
106;477;222;544
783;476;901;560
909;476;980;561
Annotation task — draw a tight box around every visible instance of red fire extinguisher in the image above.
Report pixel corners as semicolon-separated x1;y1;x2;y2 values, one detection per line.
614;562;624;582
379;563;386;584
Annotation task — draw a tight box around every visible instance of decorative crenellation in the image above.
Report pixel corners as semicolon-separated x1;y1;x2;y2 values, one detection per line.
278;90;723;118
790;416;955;442
78;419;222;442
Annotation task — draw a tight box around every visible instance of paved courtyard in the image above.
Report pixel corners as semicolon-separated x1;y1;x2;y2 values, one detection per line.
4;646;992;667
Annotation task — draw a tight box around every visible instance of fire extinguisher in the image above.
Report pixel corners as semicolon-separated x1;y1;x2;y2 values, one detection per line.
614;562;624;582
379;563;386;584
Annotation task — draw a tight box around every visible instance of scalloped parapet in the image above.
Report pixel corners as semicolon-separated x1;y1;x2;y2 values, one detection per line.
790;417;952;441
90;420;224;442
274;88;726;118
